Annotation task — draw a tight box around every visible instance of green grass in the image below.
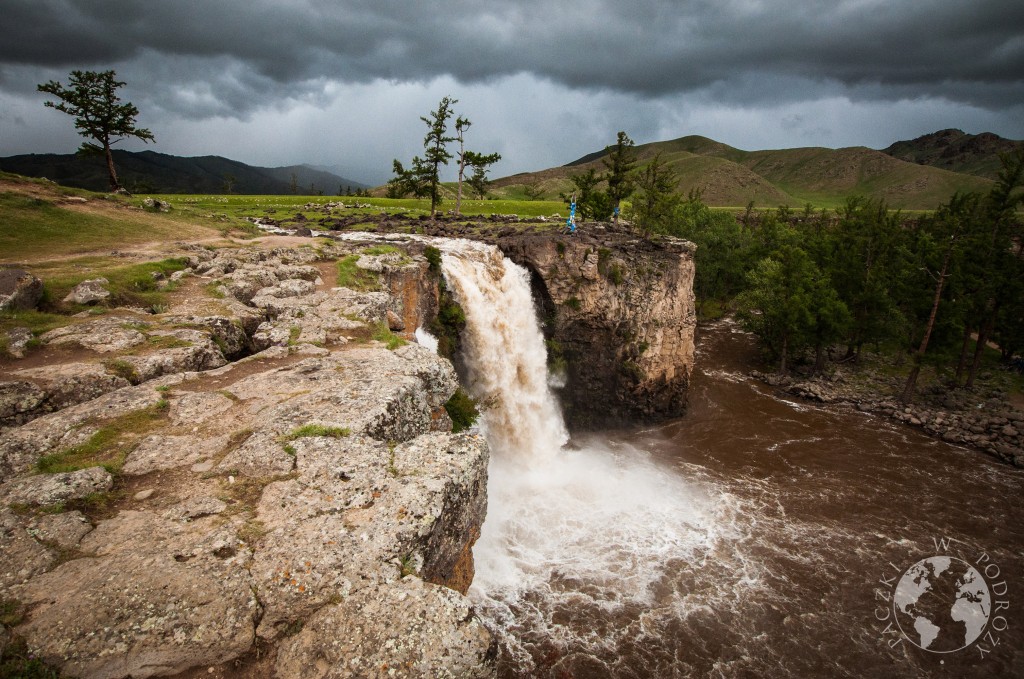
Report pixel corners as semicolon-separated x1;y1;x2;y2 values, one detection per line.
0;186;219;261
0;309;72;339
336;255;380;291
372;321;406;350
35;405;168;475
361;244;401;256
280;424;351;441
103;358;140;384
143;192;567;221
39;257;188;312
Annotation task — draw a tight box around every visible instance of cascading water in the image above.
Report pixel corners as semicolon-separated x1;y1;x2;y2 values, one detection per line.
437;240;1024;678
441;242;732;676
441;243;568;462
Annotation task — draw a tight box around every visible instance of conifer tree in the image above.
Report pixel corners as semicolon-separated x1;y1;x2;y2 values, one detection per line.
38;70;154;193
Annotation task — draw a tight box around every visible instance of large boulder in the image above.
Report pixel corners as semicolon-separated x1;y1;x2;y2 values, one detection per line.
0;268;44;312
62;278;111;305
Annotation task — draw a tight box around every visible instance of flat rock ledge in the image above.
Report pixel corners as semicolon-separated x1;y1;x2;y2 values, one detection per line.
0;242;496;678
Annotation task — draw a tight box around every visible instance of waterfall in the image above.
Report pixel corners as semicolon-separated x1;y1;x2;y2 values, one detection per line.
441;241;723;675
441;243;568;463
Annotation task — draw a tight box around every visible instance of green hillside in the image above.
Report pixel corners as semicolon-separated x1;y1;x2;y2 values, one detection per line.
494;133;995;209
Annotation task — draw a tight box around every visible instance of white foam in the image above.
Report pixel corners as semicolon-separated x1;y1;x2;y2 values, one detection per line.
413;326;438;353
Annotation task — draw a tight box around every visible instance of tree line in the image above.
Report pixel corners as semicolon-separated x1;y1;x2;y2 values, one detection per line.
658;154;1024;402
557;129;1023;402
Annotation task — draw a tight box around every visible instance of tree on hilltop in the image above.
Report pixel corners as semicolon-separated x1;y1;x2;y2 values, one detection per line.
603;131;637;225
630;153;680;236
37;70;155;193
454;116;501;211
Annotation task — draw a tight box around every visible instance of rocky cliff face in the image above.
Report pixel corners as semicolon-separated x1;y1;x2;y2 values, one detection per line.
0;225;696;676
496;224;697;426
0;242;494;678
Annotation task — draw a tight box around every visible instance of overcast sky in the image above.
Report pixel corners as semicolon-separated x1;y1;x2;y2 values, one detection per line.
1;0;1022;185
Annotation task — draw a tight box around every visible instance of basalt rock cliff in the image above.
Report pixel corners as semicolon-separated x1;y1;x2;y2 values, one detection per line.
494;223;696;427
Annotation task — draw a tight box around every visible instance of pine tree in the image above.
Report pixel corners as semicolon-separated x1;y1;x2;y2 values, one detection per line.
454;116;501;212
420;96;458;216
603;131;637;224
37;70;154;193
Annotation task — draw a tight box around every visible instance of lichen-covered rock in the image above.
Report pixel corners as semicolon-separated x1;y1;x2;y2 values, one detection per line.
40;317;146;353
216;431;295;477
222;345;457;443
16;511;257;679
1;363;130;426
250;287;386;350
115;330;227;382
250;430;488;638
62;278;111;305
122;434;230;475
496;230;696;426
0;380;46;425
274;576;495;679
3;326;34;358
0;241;496;678
0;508;54;589
0;466;112;506
162;495;228;522
26;510;93;549
168;391;235;427
0;380;167;479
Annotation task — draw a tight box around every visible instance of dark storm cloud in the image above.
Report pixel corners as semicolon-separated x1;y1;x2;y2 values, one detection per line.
2;0;1021;119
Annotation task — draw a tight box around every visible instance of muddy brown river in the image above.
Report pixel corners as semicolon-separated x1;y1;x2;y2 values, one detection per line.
468;317;1024;679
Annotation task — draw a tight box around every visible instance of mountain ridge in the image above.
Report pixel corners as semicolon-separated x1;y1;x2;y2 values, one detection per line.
0;150;368;195
493;132;998;209
880;128;1024;180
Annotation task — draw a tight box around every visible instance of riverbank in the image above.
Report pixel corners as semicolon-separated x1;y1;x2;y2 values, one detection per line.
751;355;1024;467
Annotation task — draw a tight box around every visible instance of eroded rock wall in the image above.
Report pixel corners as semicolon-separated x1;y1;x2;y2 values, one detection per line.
496;226;697;426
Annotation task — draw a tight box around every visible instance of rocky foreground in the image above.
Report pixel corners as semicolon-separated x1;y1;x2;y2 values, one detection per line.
1;241;495;677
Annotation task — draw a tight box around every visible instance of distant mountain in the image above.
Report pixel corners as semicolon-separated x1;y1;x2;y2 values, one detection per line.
492;134;994;209
880;129;1024;180
0;150;368;195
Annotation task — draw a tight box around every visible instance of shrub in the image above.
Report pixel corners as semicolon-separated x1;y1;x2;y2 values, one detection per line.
424;245;443;275
444;388;479;433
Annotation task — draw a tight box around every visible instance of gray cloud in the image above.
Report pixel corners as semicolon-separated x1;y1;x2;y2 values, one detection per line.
2;0;1022;119
1;1;1022;184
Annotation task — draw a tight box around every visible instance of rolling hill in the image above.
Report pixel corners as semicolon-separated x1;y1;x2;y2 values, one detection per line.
493;134;996;210
0;150;368;195
881;128;1024;180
